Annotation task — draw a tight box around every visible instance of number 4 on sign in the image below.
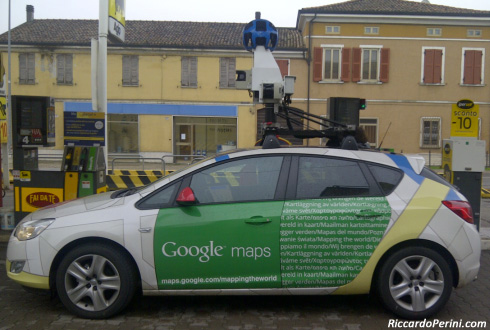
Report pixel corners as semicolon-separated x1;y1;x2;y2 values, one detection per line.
22;136;29;144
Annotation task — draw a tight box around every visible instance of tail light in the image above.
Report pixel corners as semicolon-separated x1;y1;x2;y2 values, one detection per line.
442;200;474;224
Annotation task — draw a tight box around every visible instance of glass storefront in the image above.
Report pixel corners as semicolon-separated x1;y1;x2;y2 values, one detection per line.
174;117;237;157
108;114;139;153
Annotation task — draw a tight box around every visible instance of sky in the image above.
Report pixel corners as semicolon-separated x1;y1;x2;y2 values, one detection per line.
1;0;489;34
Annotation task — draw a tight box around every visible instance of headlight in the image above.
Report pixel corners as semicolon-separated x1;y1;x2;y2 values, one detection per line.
15;218;55;241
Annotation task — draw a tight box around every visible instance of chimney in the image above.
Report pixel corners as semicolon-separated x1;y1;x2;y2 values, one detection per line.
26;5;34;22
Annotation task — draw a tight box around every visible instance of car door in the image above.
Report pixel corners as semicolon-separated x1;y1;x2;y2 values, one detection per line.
280;155;393;288
153;155;289;290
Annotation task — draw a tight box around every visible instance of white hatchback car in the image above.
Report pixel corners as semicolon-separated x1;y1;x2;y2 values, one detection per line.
6;148;480;319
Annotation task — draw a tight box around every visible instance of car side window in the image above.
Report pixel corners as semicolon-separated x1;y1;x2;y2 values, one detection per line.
296;156;370;198
137;181;180;209
368;164;403;195
190;156;284;204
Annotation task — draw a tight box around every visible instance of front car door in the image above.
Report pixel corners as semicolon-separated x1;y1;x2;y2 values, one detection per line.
153;155;290;290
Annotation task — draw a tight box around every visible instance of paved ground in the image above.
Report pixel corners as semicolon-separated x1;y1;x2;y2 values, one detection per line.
0;168;488;329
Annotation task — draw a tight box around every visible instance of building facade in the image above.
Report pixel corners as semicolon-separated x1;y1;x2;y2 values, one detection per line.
0;17;305;159
296;0;490;156
1;1;490;161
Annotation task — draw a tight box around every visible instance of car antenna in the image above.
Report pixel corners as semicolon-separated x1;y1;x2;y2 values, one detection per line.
378;122;392;149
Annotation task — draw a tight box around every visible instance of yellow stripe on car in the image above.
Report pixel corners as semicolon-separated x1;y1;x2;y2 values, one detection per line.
334;179;450;295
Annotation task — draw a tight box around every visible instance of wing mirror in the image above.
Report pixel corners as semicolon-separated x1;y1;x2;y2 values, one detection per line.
176;187;197;206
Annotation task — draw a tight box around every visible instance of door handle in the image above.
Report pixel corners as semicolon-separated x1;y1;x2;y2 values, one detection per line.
356;210;383;218
245;217;271;224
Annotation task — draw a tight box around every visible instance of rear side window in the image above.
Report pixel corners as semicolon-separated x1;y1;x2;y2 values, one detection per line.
297;157;370;198
420;167;454;189
368;165;403;195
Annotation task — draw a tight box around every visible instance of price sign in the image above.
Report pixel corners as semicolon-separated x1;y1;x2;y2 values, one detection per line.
450;99;479;138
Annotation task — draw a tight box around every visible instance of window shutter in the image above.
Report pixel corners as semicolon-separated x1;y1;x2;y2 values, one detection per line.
463;50;475;84
464;50;482;85
379;48;390;83
56;54;65;83
122;55;130;85
130;56;138;85
181;57;189;86
19;54;27;83
423;49;435;83
341;48;351;82
228;58;236;88
433;49;443;84
219;58;228;88
66;55;73;84
352;48;361;82
27;53;35;84
190;57;197;87
313;47;323;82
474;51;483;84
276;59;289;78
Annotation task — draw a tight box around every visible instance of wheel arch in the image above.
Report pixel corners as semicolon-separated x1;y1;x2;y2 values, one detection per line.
370;239;459;294
48;236;142;295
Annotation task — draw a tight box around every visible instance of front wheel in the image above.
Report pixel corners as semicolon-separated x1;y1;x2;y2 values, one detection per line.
56;243;138;319
376;246;453;319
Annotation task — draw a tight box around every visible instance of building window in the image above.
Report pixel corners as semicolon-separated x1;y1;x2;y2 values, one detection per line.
108;114;139;153
122;55;139;86
364;27;379;35
56;54;73;85
352;47;389;83
359;118;378;147
325;26;340;34
313;46;351;82
422;47;444;84
362;48;379;81
427;28;442;37
181;56;197;88
19;53;35;85
324;48;342;80
276;59;289;78
174;117;237;158
467;29;482;37
420;117;441;148
461;48;484;85
219;58;236;88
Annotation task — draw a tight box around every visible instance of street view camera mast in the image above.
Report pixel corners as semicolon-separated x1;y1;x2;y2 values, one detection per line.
237;13;366;149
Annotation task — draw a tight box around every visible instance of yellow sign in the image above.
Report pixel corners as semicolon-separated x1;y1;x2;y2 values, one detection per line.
441;142;453;183
20;187;64;213
0;95;6;120
450;99;479;138
109;0;126;42
0;120;7;143
20;171;31;182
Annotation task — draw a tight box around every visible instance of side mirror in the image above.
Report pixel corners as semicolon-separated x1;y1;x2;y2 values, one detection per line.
176;187;197;206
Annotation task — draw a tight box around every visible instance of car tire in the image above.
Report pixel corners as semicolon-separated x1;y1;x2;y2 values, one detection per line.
55;243;138;319
376;246;453;320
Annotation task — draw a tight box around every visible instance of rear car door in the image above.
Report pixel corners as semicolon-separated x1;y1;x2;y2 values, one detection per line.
153;155;290;290
280;155;396;288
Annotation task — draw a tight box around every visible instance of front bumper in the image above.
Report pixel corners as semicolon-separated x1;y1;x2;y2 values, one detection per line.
6;260;50;289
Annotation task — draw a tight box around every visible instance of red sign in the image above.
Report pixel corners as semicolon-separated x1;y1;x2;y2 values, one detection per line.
26;192;60;208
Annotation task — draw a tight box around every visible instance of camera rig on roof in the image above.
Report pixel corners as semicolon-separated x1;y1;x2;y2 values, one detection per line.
237;13;367;150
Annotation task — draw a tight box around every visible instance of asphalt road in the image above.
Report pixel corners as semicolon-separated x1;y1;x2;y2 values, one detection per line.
0;244;488;329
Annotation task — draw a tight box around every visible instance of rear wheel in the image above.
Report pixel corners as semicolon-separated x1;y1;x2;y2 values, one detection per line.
56;243;138;319
376;246;453;319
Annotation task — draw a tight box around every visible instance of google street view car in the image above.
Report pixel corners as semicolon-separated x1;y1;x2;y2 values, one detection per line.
6;147;481;319
5;16;480;320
